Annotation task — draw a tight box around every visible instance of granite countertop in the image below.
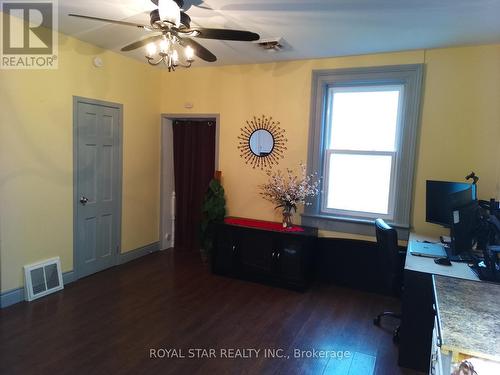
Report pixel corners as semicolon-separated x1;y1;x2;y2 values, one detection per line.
433;275;500;361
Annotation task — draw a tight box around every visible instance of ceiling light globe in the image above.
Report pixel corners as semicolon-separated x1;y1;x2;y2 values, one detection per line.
172;49;179;63
185;46;194;61
146;43;157;57
159;38;169;53
158;0;181;27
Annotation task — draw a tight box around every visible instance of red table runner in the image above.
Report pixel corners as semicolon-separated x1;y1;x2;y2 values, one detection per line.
224;217;305;232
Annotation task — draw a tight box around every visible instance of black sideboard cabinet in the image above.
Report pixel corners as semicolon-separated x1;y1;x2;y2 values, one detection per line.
212;219;318;291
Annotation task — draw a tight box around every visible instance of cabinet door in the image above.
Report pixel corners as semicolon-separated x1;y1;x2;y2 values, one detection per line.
429;320;440;375
235;227;275;277
275;236;310;285
212;224;236;274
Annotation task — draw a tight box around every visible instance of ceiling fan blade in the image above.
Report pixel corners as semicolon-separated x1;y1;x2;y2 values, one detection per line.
121;35;163;52
183;28;259;41
181;0;210;11
178;37;216;62
68;14;148;29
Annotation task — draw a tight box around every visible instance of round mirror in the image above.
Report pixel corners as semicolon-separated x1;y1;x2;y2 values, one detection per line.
249;129;274;157
237;115;287;170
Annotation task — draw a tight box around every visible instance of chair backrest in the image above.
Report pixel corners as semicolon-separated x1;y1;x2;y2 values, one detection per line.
375;218;401;294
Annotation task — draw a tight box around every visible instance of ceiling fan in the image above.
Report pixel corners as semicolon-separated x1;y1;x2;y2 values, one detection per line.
69;0;260;69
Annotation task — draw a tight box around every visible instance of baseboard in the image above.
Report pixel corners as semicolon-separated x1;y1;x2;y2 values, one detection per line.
0;288;23;309
0;270;75;309
63;270;76;284
119;241;160;265
1;242;160;309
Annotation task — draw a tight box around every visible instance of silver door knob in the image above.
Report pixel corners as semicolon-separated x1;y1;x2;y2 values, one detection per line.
80;196;89;205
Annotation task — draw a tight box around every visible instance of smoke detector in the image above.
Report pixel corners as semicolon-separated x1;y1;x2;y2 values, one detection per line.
255;38;285;52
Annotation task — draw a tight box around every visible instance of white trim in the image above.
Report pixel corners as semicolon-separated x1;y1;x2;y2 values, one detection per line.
321;84;403;221
304;64;424;235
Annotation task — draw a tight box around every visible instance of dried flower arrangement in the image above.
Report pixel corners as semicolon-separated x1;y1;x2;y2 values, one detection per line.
259;163;320;228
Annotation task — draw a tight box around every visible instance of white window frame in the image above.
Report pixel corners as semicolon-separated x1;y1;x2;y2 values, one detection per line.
302;64;424;239
321;84;404;221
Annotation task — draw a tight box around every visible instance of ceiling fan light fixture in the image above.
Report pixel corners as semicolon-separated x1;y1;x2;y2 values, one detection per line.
145;33;193;71
70;0;259;70
158;0;181;27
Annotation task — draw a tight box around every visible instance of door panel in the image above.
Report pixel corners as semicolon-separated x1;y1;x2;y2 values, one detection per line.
83;217;97;262
213;224;235;274
75;100;121;279
236;228;275;276
102;145;113;201
100;214;113;257
82;144;98;203
276;237;304;283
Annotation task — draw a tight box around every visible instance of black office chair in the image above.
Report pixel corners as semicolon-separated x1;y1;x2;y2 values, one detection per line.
373;218;407;343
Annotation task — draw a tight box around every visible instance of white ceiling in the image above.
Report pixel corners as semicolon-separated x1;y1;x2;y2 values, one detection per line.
59;0;500;67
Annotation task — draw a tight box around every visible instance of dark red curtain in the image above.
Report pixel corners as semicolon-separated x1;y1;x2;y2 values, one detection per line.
173;120;216;251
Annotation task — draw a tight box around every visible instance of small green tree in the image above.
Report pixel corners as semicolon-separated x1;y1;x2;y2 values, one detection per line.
200;179;226;255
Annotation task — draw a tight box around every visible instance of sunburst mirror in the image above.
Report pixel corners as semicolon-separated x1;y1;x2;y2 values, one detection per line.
237;115;287;170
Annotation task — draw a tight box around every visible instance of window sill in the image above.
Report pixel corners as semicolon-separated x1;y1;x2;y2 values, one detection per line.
300;213;410;240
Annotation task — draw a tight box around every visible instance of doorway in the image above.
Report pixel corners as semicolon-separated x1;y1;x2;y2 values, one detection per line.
160;114;219;251
73;97;122;279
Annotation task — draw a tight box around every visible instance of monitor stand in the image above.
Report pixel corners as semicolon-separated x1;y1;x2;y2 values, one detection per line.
445;247;474;263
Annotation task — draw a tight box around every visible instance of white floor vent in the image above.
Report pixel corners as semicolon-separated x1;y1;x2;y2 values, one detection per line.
23;257;64;301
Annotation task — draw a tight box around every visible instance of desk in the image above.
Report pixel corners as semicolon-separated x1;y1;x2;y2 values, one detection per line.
405;233;478;281
433;275;500;366
399;233;479;372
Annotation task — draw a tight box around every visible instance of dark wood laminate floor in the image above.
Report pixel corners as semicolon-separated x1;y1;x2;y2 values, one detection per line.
0;251;423;375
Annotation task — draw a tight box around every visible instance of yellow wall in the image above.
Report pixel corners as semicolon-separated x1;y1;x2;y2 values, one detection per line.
414;45;500;236
2;35;499;293
160;44;500;239
0;34;161;292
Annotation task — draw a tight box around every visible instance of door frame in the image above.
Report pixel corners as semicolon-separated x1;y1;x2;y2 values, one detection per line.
159;113;220;250
73;96;123;281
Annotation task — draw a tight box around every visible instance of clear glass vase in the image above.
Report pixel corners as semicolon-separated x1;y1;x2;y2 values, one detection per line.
282;205;293;228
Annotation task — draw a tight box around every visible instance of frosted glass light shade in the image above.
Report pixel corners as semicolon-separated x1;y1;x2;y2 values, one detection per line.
146;43;157;57
185;45;194;60
158;0;181;27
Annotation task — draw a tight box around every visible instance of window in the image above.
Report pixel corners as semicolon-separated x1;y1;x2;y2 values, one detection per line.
324;85;402;219
303;65;423;238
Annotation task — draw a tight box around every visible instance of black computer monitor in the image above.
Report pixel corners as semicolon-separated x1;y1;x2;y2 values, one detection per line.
426;180;477;227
